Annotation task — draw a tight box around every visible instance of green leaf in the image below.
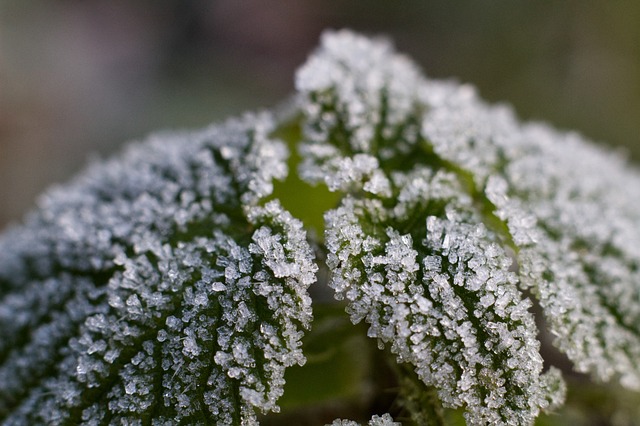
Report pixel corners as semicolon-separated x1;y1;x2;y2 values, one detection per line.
327;413;400;426
5;27;640;426
277;303;371;410
297;30;567;424
0;114;316;425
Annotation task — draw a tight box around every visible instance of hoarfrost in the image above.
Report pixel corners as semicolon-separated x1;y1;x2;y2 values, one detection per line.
324;176;564;424
3;27;640;426
327;413;400;426
298;29;640;424
0;114;315;424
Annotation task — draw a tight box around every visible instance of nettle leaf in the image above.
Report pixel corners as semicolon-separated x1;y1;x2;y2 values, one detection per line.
420;57;640;389
327;413;400;426
295;29;640;424
4;28;640;426
0;114;316;425
322;175;563;424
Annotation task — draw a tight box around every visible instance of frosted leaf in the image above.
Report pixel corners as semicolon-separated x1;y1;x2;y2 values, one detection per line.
324;170;564;425
327;413;400;426
302;30;565;424
0;114;315;425
4;26;640;426
486;128;640;389
417;48;640;388
299;29;640;424
296;30;424;193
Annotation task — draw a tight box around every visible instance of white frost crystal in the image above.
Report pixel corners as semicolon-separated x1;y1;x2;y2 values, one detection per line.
324;179;563;425
418;56;640;390
297;30;640;424
0;114;316;424
327;413;400;426
3;28;640;426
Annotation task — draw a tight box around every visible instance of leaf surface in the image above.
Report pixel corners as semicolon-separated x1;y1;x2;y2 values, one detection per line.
0;115;316;425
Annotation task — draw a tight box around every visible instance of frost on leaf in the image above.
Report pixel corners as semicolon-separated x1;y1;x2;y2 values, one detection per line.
295;30;425;196
327;413;400;426
4;26;640;426
324;171;564;425
296;30;621;424
0;114;316;425
420;64;640;389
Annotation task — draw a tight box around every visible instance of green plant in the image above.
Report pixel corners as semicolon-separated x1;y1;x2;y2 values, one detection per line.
2;30;640;425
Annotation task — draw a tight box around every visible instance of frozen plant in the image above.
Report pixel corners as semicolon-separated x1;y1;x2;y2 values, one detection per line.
2;30;640;425
328;413;400;426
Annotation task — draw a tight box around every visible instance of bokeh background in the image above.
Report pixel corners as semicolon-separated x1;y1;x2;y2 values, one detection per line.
2;1;640;230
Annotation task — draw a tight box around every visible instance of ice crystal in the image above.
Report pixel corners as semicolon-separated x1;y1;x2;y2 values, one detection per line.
0;114;316;425
3;27;640;426
297;29;640;424
418;54;640;390
327;413;400;426
323;174;564;424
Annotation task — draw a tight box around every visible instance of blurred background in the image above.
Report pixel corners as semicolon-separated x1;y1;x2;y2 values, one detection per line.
2;0;640;229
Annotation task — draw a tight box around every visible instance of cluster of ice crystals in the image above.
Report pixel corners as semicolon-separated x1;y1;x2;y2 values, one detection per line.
4;27;640;426
296;29;424;192
490;128;640;389
418;60;640;389
298;29;640;424
324;170;564;424
327;413;400;426
0;113;315;424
